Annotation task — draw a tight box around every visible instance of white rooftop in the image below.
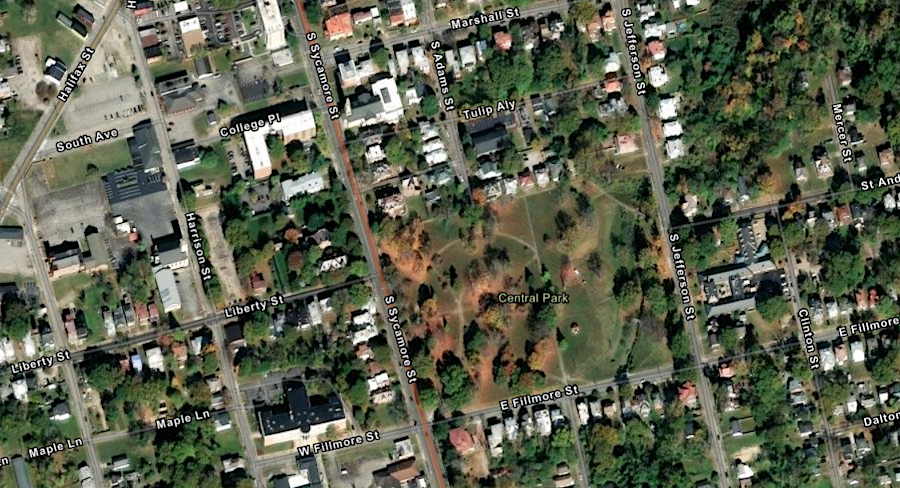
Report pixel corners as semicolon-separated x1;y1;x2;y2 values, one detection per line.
179;17;202;33
257;0;287;51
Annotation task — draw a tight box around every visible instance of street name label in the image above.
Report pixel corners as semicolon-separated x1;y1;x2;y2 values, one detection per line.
185;212;213;282
11;350;71;374
668;233;696;321
155;410;211;429
838;317;900;338
222;293;285;318
620;9;646;96
798;308;819;370
305;32;340;120
28;438;83;458
219;113;282;138
297;430;381;456
831;103;854;165
56;129;120;152
864;411;900;427
384;294;417;384
57;47;95;103
461;100;516;121
860;174;900;191
449;7;520;29
500;385;580;410
430;41;455;112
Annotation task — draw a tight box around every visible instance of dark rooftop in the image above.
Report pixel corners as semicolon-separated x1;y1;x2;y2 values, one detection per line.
0;225;24;240
257;383;345;436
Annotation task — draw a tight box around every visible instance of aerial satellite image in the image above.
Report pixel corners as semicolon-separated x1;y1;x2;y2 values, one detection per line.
0;0;897;486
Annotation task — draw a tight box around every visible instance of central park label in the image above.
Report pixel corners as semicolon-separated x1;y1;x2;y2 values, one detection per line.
498;292;569;304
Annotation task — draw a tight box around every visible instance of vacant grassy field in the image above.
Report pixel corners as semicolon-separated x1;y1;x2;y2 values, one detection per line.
44;139;132;189
0;103;41;181
3;0;80;64
278;68;309;89
180;142;232;188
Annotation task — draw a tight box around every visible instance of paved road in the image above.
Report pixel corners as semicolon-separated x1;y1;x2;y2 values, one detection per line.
775;212;845;488
12;192;107;484
0;0;127;483
607;0;729;485
823;73;856;186
290;0;451;486
120;8;268;482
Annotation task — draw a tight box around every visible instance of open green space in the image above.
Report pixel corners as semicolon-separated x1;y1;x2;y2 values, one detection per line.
2;0;80;65
0;103;41;181
180;143;232;188
277;69;309;89
520;189;672;382
45;139;132;189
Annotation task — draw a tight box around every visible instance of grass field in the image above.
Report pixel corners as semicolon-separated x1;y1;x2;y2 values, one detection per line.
45;140;132;189
278;69;309;89
519;188;672;382
180;143;232;188
150;59;192;79
3;0;80;64
0;103;41;181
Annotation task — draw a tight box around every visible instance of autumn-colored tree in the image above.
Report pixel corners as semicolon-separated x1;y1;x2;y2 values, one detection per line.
287;250;304;270
284;228;301;245
527;337;556;371
420;298;439;324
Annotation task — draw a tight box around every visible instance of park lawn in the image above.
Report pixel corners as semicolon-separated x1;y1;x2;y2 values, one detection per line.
523;190;651;382
272;250;291;292
45;139;132;189
0;103;41;181
3;0;80;65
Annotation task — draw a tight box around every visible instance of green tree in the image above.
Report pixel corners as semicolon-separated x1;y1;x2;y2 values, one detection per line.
119;255;154;301
570;1;596;25
757;295;790;322
372;48;390;69
438;363;474;411
820;250;865;296
0;293;32;340
421;95;439;118
243;312;271;346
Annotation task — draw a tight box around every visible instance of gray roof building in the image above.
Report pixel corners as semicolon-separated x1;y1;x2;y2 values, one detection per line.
12;456;31;488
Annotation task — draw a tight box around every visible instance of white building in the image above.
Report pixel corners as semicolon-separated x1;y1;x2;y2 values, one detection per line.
604;52;621;74
659;97;678;120
154;267;182;313
535;410;552;436
662;120;683;138
665;138;684;159
344;77;405;128
281;172;325;202
257;0;287;51
245;110;317;179
649;65;669;87
146;347;165;372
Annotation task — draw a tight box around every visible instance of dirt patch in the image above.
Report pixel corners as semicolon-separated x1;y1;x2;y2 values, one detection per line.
11;36;50;110
196;206;245;305
734;446;761;463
